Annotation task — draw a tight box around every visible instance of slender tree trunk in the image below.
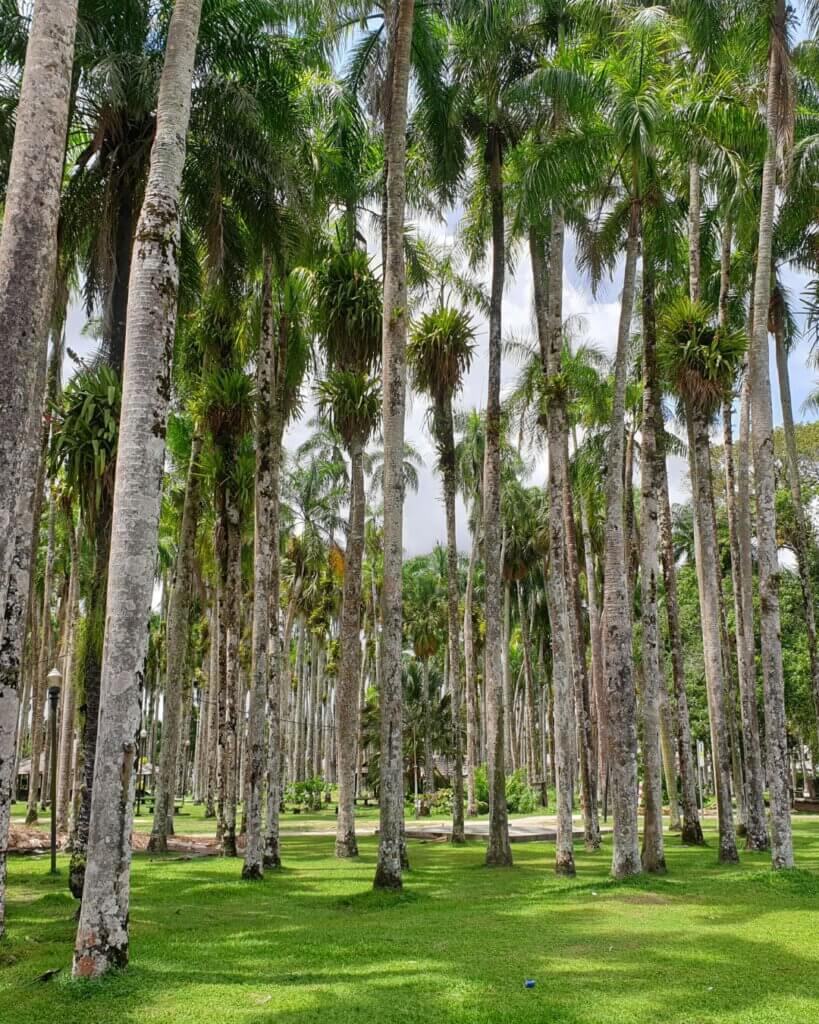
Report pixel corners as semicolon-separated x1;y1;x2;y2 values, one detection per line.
602;201;641;879
437;400;466;841
464;531;479;816
532;222;577;872
0;0;78;633
337;439;366;858
687;409;739;864
148;433;202;853
57;520;80;832
562;438;600;850
482;127;512;868
659;446;703;844
773;297;819;752
374;0;414;891
659;690;681;831
750;0;794;869
26;495;57;823
638;265;666;873
72;0;203;976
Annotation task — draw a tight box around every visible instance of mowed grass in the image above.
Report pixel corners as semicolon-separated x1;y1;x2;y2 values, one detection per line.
2;821;819;1024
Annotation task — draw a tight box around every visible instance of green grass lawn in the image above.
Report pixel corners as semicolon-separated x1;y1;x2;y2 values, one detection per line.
2;819;819;1024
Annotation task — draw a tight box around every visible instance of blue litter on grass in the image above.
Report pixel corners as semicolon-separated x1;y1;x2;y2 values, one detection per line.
524;980;536;989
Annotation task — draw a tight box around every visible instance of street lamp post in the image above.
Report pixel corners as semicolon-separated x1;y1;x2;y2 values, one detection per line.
46;667;61;874
136;728;148;817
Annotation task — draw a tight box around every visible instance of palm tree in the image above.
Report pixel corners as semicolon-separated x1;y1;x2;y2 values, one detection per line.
374;0;415;893
0;0;79;934
744;0;795;871
659;296;744;866
451;0;539;870
72;0;204;979
408;304;476;843
316;369;381;857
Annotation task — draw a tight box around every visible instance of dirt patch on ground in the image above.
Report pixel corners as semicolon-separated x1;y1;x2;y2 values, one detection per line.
8;824;247;857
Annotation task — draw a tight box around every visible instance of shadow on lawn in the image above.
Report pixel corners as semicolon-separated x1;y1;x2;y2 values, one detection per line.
4;823;819;1024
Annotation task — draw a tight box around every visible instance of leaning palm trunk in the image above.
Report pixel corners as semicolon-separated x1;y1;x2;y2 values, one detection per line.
638;267;666;873
602;204;641;879
148;433;202;853
72;0;203;978
687;410;739;864
0;378;47;935
482;130;512;869
374;0;414;891
0;0;78;628
773;301;819;763
749;0;794;870
336;439;366;858
439;399;466;842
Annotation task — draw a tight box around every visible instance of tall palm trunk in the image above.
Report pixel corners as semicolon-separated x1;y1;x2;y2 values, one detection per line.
750;0;794;869
687;409;739;864
659;444;703;844
438;399;466;842
773;294;819;754
638;266;666;873
72;0;203;977
243;265;275;878
482;127;512;868
148;432;202;853
374;0;414;891
336;438;366;858
26;495;57;824
562;437;600;850
602;201;641;879
531;220;576;872
464;531;480;816
56;519;80;832
0;0;78;633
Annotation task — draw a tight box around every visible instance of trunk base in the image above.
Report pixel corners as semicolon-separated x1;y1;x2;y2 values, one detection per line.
611;855;642;881
68;852;86;900
485;848;513;867
146;832;168;854
335;835;359;858
681;820;705;846
555;854;576;877
241;862;264;881
450;830;466;845
25;809;39;826
373;865;403;890
263;840;281;869
718;840;740;864
641;852;667;874
73;935;129;979
222;829;237;857
744;830;770;853
584;827;602;852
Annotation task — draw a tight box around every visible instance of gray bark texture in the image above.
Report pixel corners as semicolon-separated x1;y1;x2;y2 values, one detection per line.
638;268;666;873
336;440;365;858
374;0;414;891
0;0;79;938
602;208;641;879
482;130;512;869
72;0;202;977
749;0;794;870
